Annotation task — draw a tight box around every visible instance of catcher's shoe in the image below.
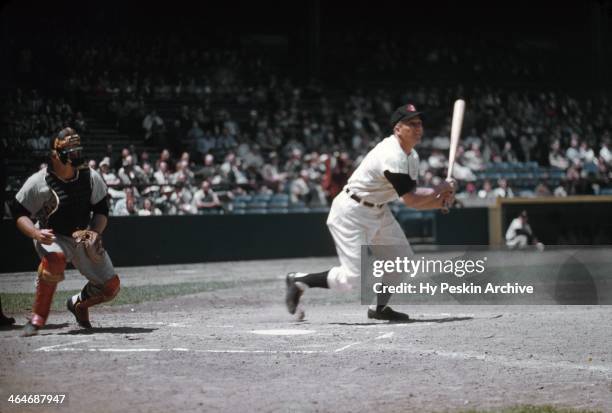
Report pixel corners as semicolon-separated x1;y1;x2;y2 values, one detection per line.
66;297;93;329
21;321;39;337
367;306;410;322
0;315;15;327
285;272;304;315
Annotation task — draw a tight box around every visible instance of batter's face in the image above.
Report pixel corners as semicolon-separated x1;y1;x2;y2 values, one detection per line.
394;116;424;151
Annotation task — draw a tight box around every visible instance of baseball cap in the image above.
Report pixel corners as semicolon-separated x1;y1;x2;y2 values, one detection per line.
390;103;424;128
100;157;111;167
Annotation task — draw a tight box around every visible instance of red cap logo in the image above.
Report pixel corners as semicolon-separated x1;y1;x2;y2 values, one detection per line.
406;104;416;112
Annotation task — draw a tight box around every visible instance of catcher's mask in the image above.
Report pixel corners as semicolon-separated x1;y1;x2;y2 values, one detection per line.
52;127;85;167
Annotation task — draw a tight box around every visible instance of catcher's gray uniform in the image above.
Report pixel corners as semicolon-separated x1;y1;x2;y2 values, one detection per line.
16;167;116;283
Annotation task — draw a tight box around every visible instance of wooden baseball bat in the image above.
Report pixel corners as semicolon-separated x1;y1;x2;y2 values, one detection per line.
441;99;465;213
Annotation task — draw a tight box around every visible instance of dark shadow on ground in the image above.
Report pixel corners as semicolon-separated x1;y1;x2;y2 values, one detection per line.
0;324;22;331
37;323;70;329
59;327;158;335
329;316;474;325
0;322;70;333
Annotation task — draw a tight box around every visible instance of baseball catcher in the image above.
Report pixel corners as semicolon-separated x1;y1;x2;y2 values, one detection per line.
12;127;121;336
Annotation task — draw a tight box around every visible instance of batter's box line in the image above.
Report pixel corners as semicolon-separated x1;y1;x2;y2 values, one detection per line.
34;339;91;352
34;347;329;354
31;333;397;354
334;332;395;353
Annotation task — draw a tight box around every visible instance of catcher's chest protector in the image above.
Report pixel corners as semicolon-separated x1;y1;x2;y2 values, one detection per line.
43;169;92;235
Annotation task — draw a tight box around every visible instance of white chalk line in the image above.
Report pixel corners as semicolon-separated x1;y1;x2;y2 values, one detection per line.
375;332;394;340
35;332;397;354
39;347;326;354
335;332;395;352
123;322;190;328
334;342;361;353
32;341;612;372
400;347;612;375
34;339;91;352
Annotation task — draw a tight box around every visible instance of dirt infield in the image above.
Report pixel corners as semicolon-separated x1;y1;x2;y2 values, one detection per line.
1;257;611;412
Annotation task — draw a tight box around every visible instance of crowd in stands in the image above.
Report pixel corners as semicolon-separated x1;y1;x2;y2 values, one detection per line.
1;89;88;159
3;24;612;218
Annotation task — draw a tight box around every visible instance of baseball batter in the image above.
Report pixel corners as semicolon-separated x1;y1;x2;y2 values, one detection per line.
286;104;455;321
13;127;120;336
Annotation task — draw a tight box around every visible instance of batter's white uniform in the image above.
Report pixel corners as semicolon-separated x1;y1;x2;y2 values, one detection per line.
326;134;419;291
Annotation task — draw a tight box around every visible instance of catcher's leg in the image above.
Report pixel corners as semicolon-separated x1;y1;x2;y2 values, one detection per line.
23;253;66;336
67;275;120;328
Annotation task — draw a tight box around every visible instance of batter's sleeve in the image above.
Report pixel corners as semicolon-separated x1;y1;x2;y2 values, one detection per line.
381;150;419;196
383;171;417;196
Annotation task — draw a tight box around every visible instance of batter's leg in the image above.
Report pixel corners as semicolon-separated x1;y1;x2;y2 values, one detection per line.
368;211;412;322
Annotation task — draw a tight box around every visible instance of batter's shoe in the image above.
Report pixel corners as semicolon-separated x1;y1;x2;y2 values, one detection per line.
21;321;39;337
66;297;92;329
0;314;15;327
367;306;410;322
285;272;304;315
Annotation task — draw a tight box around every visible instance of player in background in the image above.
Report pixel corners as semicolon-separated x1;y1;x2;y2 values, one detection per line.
12;127;121;336
505;210;545;251
285;104;455;322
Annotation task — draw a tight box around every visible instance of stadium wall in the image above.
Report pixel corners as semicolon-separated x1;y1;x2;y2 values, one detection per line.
1;213;335;273
1;209;490;273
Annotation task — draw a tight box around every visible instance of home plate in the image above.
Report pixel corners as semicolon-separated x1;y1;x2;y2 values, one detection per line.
251;329;315;336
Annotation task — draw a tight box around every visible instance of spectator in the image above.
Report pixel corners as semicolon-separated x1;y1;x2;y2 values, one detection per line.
478;180;496;199
493;178;514;198
168;179;195;215
154;161;171;185
290;169;310;204
138;198;162;216
192;180;222;213
118;155;147;187
462;142;485;171
195;154;218;181
549;140;569;169
113;187;138;216
142;110;165;143
565;135;581;165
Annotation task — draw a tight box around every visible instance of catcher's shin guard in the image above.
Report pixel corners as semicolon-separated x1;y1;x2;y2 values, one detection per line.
31;253;66;327
69;275;120;326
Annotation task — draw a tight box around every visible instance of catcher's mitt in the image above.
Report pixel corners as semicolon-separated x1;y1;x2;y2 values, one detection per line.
72;230;105;263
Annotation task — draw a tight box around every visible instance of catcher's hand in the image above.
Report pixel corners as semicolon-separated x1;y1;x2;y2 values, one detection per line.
72;230;105;263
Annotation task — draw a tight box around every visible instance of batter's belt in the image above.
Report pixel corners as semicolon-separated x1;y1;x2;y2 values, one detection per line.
345;188;384;209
